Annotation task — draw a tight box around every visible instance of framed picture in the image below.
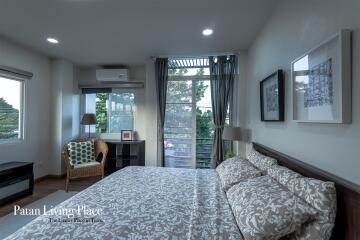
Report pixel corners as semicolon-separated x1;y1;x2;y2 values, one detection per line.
291;29;351;123
121;130;133;141
260;70;284;121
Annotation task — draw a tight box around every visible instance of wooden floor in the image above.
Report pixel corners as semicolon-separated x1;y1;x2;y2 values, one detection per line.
0;176;101;218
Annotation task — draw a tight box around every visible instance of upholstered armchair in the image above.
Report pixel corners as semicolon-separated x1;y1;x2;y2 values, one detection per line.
63;138;108;192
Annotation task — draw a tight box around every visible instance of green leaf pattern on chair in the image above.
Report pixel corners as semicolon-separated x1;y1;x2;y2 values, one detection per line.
67;141;95;166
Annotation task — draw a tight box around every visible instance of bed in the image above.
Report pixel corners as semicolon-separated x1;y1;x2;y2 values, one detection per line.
5;167;243;240
5;142;360;240
252;143;360;240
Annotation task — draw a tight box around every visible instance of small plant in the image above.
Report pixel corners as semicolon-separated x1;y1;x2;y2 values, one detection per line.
225;151;236;160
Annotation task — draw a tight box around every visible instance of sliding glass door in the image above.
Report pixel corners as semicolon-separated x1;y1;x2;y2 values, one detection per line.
195;79;214;168
164;68;215;169
164;77;194;168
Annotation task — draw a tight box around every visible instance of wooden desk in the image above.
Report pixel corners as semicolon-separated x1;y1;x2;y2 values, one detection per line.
104;140;145;174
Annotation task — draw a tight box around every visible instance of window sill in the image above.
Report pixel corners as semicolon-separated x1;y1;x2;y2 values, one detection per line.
0;139;25;146
83;133;125;137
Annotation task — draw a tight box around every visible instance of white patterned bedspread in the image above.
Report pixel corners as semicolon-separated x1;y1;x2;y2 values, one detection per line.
5;166;242;240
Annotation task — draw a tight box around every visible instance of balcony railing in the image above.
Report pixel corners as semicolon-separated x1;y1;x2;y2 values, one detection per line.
196;138;213;169
164;137;213;169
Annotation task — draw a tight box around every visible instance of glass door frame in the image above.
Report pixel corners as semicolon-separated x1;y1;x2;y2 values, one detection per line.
166;74;211;169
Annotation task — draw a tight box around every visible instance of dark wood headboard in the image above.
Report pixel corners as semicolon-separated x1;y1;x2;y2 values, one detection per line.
253;142;360;240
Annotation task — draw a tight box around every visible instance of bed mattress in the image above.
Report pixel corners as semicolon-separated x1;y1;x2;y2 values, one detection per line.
5;166;242;240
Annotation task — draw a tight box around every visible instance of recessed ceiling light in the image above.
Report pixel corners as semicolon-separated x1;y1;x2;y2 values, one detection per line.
47;37;59;44
202;28;213;36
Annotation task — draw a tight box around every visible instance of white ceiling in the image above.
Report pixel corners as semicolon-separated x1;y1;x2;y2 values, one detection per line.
0;0;279;66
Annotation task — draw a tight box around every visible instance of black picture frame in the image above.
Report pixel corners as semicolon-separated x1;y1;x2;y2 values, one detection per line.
260;70;284;121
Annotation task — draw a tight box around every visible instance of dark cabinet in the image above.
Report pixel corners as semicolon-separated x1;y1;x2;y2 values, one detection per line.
0;162;34;206
105;140;145;175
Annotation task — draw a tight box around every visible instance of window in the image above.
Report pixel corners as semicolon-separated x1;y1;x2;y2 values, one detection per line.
84;92;135;134
0;77;25;142
164;67;230;169
164;71;194;168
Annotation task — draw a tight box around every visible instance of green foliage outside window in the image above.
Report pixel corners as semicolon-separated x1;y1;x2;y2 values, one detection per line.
94;93;135;133
167;68;219;168
0;97;19;139
167;67;231;168
95;93;108;133
167;68;214;140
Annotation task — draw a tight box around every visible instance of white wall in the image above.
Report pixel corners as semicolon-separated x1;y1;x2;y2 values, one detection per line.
232;52;248;157
246;0;360;184
50;59;78;175
0;37;52;178
144;59;159;166
72;67;81;138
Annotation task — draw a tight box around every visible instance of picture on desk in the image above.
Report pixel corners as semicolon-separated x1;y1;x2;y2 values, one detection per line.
121;130;133;141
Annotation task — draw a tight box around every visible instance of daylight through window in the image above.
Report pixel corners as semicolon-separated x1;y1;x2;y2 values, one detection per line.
84;92;135;134
0;77;24;142
164;65;231;169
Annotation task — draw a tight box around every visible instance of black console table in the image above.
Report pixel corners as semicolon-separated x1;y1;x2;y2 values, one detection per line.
0;162;34;206
105;140;145;174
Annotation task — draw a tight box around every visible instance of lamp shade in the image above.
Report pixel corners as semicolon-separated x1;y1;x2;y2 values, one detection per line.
80;113;97;125
222;127;242;141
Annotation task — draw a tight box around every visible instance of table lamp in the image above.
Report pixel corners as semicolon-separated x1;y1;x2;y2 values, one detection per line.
81;113;97;138
222;127;242;141
222;127;243;159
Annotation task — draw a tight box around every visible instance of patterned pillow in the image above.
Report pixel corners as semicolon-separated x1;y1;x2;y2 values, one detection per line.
247;148;277;174
268;164;302;190
67;141;95;166
227;176;318;240
266;164;337;240
286;178;336;240
216;157;262;192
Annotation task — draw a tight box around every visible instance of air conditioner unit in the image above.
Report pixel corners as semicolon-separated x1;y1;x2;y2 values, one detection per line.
96;69;129;82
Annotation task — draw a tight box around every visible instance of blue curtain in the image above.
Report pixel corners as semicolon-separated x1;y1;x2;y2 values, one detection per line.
209;55;237;167
155;58;168;167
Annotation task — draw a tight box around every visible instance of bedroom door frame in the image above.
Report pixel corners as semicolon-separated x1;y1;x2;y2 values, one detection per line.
191;80;197;169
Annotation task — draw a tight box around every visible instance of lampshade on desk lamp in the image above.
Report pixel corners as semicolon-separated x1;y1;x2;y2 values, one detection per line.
222;127;243;158
81;113;97;138
222;127;243;141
